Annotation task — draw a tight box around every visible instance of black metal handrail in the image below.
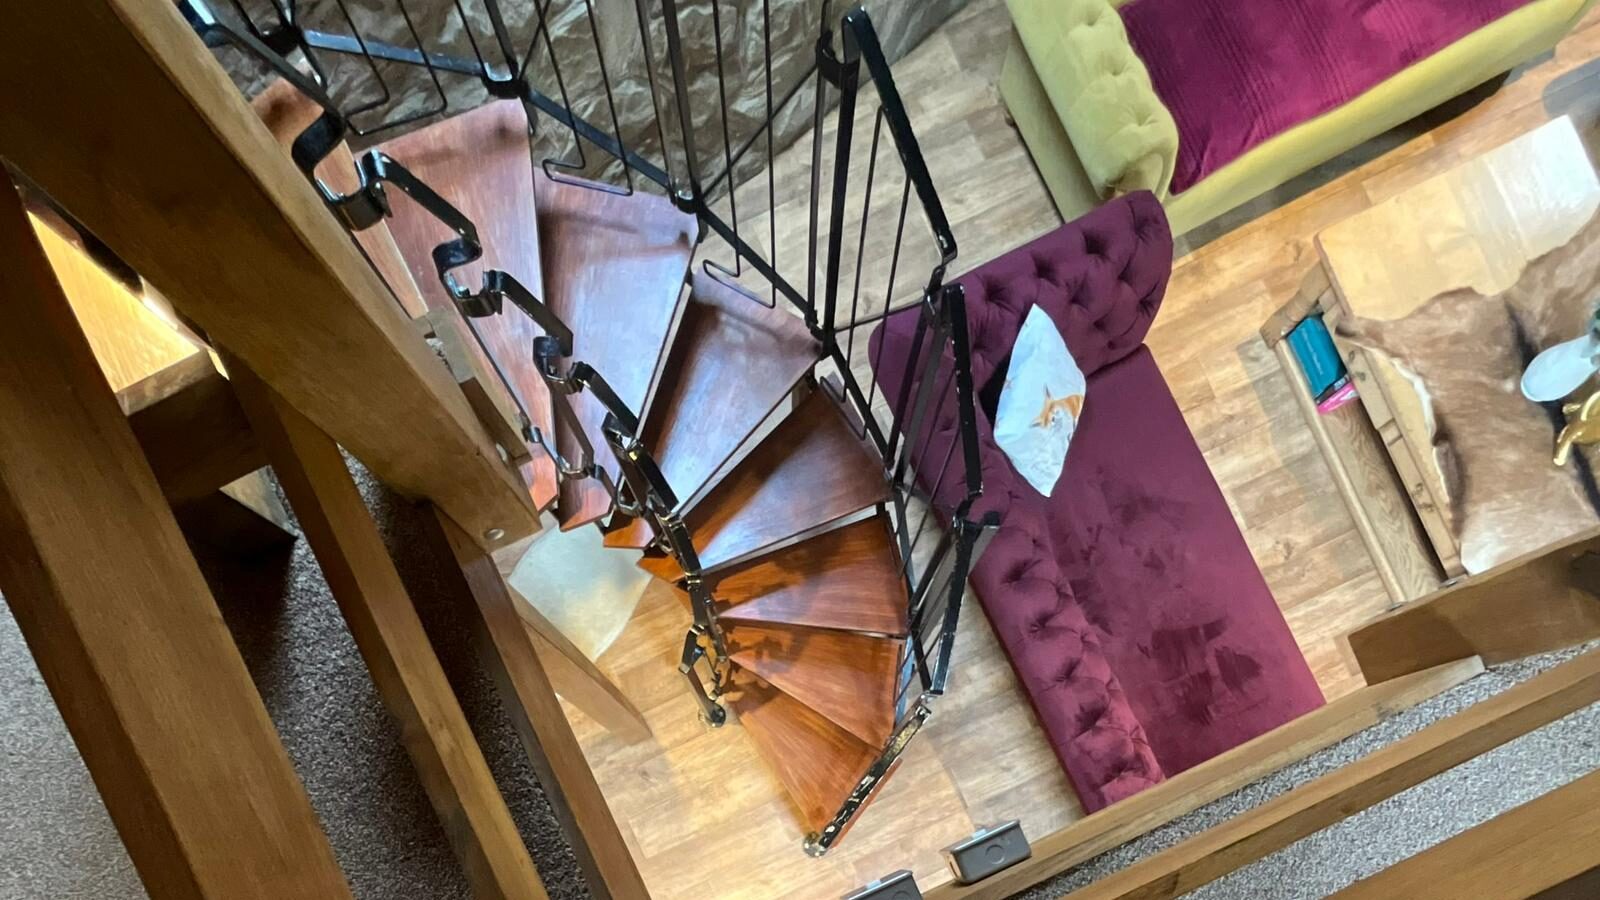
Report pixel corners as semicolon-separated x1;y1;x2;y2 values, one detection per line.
193;0;994;857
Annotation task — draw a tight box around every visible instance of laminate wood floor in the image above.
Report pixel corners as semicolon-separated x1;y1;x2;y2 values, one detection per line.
557;3;1600;897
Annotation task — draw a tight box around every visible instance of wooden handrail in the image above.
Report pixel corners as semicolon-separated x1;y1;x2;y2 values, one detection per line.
0;0;538;551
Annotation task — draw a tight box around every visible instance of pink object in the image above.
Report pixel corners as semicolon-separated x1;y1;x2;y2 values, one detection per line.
1317;381;1359;413
1119;0;1534;193
870;194;1323;812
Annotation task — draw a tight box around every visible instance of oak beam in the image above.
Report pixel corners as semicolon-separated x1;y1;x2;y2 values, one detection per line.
429;510;652;900
0;0;537;550
1332;768;1600;899
120;354;267;504
228;361;549;900
1348;529;1600;683
511;584;652;744
0;171;352;900
1063;649;1600;900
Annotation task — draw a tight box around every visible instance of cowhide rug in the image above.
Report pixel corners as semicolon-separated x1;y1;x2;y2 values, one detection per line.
1337;209;1600;574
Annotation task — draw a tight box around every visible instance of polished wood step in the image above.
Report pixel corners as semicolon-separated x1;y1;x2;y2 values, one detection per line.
377;100;559;511
714;515;909;637
727;668;879;836
726;623;901;747
604;272;819;550
535;175;697;531
647;389;890;578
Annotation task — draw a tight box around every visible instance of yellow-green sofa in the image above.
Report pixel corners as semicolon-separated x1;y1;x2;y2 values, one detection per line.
1001;0;1595;236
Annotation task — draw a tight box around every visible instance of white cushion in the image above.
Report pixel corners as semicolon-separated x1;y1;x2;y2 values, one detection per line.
993;304;1086;497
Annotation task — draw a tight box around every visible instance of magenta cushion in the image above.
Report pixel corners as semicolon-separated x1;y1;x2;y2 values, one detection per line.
869;193;1324;812
1120;0;1533;193
1052;347;1325;774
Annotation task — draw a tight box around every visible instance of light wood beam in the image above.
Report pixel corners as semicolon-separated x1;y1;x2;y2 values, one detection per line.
510;583;651;744
925;656;1484;900
1060;648;1600;900
1332;767;1600;899
0;0;537;550
228;360;550;900
1348;529;1600;683
0;170;352;900
120;354;266;504
429;509;652;900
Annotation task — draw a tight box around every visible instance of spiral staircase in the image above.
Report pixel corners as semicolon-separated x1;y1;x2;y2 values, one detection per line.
196;0;992;855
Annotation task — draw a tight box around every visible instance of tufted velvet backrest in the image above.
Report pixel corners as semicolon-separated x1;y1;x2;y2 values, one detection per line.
956;191;1172;414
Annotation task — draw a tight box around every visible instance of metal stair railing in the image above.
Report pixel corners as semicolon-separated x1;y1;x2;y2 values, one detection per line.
191;0;995;855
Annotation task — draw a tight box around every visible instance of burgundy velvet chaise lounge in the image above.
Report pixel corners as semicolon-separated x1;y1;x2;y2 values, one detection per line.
872;192;1323;812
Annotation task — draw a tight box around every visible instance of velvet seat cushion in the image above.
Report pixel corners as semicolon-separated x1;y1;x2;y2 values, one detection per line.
870;192;1322;811
1053;347;1324;774
1120;0;1534;193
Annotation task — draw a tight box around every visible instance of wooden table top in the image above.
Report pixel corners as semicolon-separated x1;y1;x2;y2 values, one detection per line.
1315;115;1600;574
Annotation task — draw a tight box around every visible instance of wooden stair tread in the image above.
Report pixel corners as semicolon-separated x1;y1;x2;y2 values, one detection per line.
715;516;909;637
251;79;430;321
726;623;901;747
728;669;878;836
683;389;890;574
377;100;559;511
535;174;697;531
636;551;681;582
603;272;818;551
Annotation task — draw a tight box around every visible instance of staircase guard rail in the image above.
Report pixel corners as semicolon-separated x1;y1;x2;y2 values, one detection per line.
189;0;994;856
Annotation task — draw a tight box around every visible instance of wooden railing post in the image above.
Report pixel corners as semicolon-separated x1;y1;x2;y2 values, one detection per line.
227;359;551;900
428;510;653;900
0;172;354;900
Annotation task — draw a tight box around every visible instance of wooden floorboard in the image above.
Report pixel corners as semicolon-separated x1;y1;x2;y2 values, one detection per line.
560;3;1600;896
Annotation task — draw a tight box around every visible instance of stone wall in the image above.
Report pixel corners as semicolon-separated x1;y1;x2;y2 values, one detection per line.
226;0;968;192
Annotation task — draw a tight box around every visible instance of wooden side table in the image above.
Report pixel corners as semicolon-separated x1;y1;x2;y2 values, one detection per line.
1263;115;1600;600
1262;266;1446;606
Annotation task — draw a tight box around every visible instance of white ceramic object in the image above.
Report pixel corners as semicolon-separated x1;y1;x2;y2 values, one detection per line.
1522;330;1600;403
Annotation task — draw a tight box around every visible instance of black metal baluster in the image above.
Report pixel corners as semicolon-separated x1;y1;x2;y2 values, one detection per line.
764;0;777;307
865;177;911;417
633;0;677;189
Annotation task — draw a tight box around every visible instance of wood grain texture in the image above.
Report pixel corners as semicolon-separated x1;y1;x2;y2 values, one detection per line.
119;355;266;504
417;307;535;466
1317;116;1600;575
604;271;820;550
27;212;201;392
726;623;901;747
1333;767;1600;899
1348;527;1600;683
250;78;430;319
428;510;651;900
228;360;548;900
379;100;559;510
574;6;1600;895
714;515;910;636
1269;334;1441;606
726;669;880;835
506;582;652;744
1065;650;1600;900
680;388;891;573
0;173;353;900
925;656;1485;900
0;0;537;551
533;174;697;530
